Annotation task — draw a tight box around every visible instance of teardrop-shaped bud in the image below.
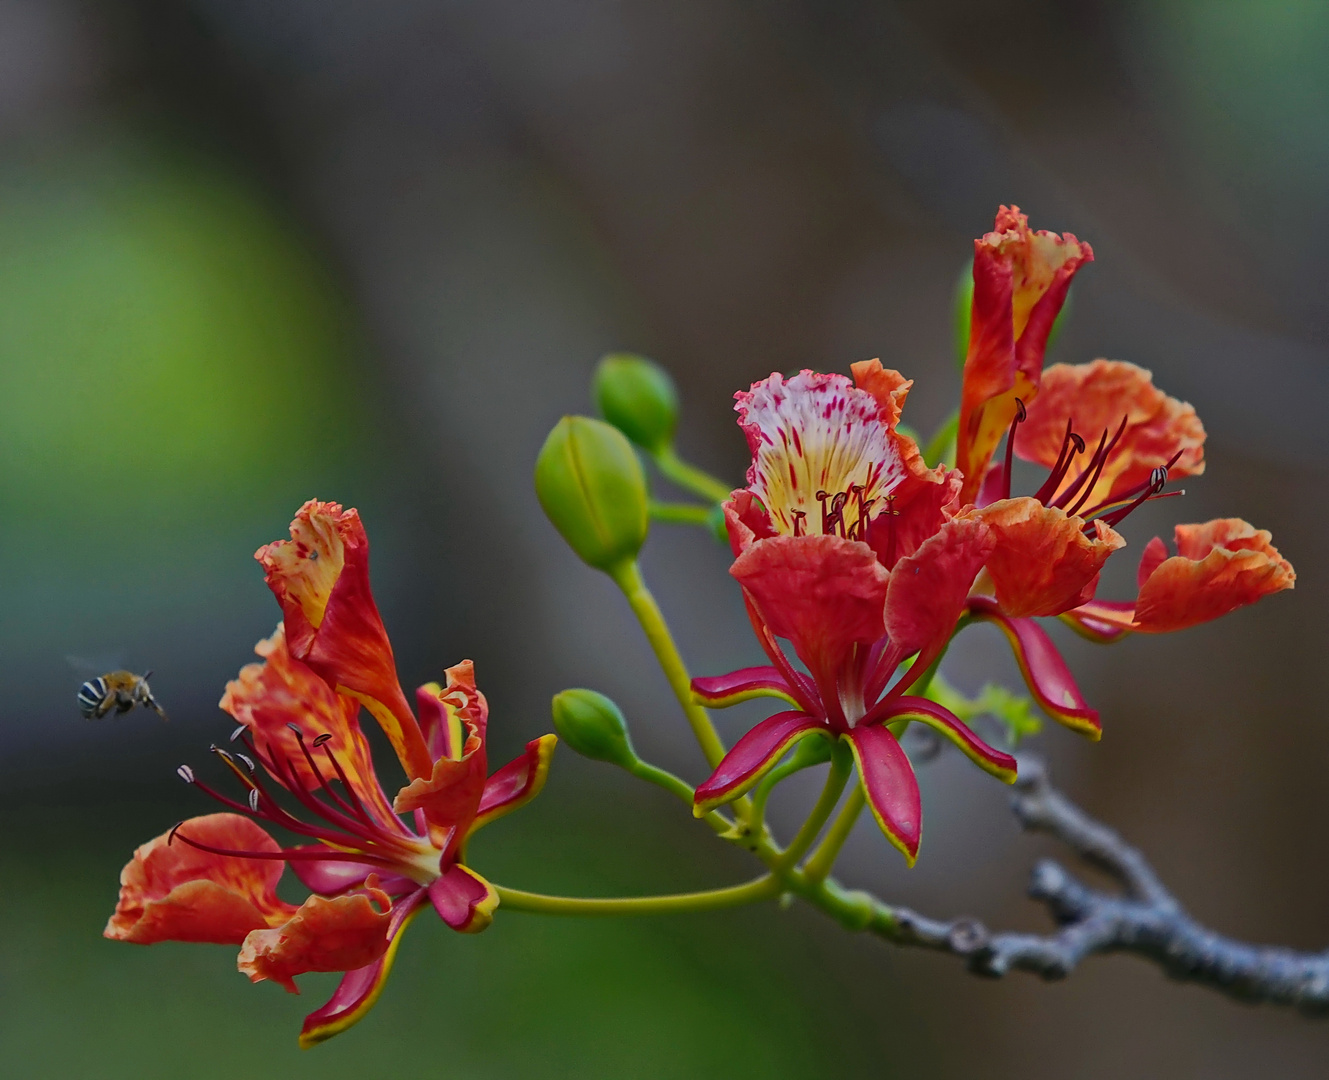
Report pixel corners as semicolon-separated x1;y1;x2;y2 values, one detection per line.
551;688;638;769
535;416;649;571
593;353;679;454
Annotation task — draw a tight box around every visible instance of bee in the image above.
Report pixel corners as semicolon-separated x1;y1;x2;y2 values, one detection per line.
77;671;168;721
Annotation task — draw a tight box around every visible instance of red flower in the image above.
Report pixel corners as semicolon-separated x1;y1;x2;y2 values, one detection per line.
105;502;556;1046
693;366;1014;865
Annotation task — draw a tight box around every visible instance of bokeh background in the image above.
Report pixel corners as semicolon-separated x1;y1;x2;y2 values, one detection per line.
1;1;1327;1076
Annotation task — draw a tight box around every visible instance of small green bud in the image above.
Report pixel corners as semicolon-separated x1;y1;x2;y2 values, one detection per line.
535;416;649;571
593;353;679;454
551;688;638;768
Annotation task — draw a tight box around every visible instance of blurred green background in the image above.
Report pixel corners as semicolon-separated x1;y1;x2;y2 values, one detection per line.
1;2;1328;1077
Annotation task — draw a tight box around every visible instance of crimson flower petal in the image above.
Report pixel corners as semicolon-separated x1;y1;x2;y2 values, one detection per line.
298;887;430;1048
694;711;829;814
690;666;800;709
428;863;499;933
470;734;558;836
876;696;1017;783
732;534;890;699
968;597;1100;739
884;517;994;660
846;724;921;866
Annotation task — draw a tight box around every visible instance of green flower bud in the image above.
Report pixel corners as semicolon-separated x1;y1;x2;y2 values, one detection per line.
593;353;679;454
551;688;638;768
535;416;649;571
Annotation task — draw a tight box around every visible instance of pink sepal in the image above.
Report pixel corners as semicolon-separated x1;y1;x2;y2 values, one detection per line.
846;724;922;866
693;711;827;813
874;696;1016;782
968;597;1101;739
691;666;799;708
428;864;498;933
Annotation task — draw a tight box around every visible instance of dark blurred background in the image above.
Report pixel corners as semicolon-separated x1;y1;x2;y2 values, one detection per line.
1;1;1327;1076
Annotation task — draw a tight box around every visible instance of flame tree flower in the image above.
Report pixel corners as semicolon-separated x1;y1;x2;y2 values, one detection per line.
104;501;556;1047
690;364;1015;865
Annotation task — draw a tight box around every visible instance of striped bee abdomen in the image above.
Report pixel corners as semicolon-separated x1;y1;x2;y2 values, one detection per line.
78;677;108;719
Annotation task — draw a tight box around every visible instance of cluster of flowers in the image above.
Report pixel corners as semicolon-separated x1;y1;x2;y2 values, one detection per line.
102;206;1293;1045
690;206;1293;860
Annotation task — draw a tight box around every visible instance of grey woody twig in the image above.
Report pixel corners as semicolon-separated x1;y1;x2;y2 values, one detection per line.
844;755;1329;1012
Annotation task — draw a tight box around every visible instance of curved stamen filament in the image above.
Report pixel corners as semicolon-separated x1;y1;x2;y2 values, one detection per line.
1001;398;1026;502
1032;419;1085;504
168;824;406;871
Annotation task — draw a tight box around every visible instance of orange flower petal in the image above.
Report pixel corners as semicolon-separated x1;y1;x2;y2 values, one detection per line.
884;516;994;660
105;814;296;945
972;497;1125;618
238;885;394;994
957;206;1093;504
220;625;396;824
1016;360;1205;508
392;728;487;844
1134;519;1295;633
256;501;432;781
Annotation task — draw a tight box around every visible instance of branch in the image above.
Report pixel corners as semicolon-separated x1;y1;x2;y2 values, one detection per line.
843;755;1329;1013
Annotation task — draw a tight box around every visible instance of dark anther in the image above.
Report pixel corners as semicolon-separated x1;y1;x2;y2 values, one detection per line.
235;753;256;773
287;722;305;739
168;821;185;845
176;765;196;784
313;733;333;747
229;724;247;743
248;789;261;813
1014;397;1027;423
1069;433;1085;453
1151;466;1169;490
1002;399;1027;501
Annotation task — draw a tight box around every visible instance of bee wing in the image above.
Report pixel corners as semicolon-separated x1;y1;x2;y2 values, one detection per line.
65;653;125;677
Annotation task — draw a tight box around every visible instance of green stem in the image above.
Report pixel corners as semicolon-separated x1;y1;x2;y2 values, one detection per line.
609;560;727;769
923;410;959;469
628;760;735;837
651;446;733;504
649;500;714;525
774;744;852;874
494;875;777;916
801;785;865;884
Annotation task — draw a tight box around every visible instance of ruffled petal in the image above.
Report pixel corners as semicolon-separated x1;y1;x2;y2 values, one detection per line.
392;726;486;843
256;500;432;781
238;883;394;994
884;517;994;661
957;206;1093;504
428;863;499;933
105;814;296;945
1016;360;1205;509
693;711;829;814
470;734;558;835
875;696;1017;783
419;660;490;754
1134;519;1295;633
735;370;907;539
691;666;800;709
967;597;1100;739
722;490;778;557
845;724;922;866
298;887;429;1048
972;497;1125;617
864;468;963;571
731;534;890;699
220;625;395;822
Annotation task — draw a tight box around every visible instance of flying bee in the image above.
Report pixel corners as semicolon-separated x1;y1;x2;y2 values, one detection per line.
77;671;168;721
